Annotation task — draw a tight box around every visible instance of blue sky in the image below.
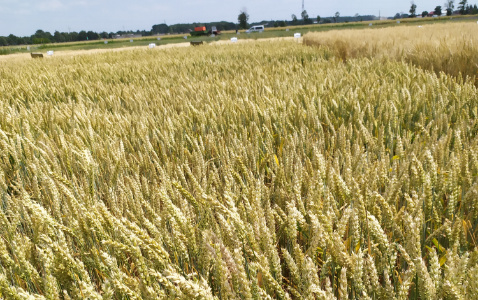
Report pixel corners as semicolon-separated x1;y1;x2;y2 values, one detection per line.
1;0;449;36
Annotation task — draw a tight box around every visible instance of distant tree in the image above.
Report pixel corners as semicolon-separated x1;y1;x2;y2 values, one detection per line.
458;0;467;14
422;11;429;17
100;32;108;39
291;14;298;25
334;11;340;22
301;10;307;20
0;36;7;46
86;31;99;40
34;29;45;37
7;34;19;45
31;30;51;44
19;37;30;44
238;10;249;29
445;0;454;15
465;3;474;13
141;30;152;36
473;4;478;14
279;20;287;27
434;6;443;15
69;32;79;42
151;24;170;34
78;31;87;41
301;10;312;24
53;31;66;43
168;24;191;34
52;31;60;43
323;18;332;23
316;15;321;23
394;12;401;19
410;2;417;17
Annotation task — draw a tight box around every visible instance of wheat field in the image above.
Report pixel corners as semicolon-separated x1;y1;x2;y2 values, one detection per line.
0;36;478;299
303;22;478;84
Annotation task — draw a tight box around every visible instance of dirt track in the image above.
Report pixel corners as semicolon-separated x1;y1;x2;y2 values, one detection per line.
0;37;297;62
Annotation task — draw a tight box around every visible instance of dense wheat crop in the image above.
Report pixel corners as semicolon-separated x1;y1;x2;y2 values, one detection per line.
303;22;478;83
0;38;478;299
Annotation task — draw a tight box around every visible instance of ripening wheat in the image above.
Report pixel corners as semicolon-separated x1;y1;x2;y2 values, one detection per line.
303;22;478;83
0;35;477;299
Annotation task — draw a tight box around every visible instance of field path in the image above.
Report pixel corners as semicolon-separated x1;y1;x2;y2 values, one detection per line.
0;36;297;62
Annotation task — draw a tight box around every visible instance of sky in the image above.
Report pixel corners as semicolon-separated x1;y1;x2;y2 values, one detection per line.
0;0;449;36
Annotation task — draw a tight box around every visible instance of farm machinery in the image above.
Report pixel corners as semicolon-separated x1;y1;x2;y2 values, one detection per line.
190;26;220;37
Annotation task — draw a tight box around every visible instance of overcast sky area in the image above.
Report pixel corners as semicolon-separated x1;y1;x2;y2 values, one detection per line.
1;0;450;36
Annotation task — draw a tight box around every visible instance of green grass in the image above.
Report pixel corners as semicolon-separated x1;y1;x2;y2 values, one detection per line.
1;14;477;56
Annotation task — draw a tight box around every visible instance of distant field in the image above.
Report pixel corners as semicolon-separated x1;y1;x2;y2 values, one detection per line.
1;24;478;299
303;21;478;84
1;14;477;56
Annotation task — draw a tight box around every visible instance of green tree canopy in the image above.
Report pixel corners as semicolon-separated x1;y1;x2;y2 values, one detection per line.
410;2;417;17
301;10;312;24
238;10;249;30
86;31;99;40
445;0;454;15
458;0;468;14
151;24;170;34
78;31;87;41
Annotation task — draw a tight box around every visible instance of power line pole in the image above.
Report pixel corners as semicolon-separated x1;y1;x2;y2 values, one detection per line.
302;0;304;12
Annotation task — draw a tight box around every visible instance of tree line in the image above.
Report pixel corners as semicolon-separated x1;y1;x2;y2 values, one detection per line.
238;9;377;30
0;12;380;47
407;0;478;18
0;21;241;46
0;29;141;47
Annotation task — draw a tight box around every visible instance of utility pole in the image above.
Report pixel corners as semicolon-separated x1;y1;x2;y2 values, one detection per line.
302;0;304;12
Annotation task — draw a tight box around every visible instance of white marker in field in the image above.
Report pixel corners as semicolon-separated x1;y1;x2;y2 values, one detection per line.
130;39;133;42
27;46;30;51
294;33;301;38
104;41;108;44
369;23;373;26
184;36;187;39
47;51;54;56
286;28;290;31
397;20;400;24
149;43;156;48
231;37;238;43
157;37;161;40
